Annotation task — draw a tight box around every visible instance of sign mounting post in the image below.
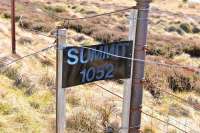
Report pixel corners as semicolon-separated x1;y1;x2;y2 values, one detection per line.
121;9;138;133
56;30;133;133
56;28;66;133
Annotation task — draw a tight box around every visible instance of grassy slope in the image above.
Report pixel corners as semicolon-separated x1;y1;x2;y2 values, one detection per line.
0;0;200;132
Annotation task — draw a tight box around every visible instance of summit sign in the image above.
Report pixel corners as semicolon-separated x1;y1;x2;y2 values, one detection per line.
62;41;133;88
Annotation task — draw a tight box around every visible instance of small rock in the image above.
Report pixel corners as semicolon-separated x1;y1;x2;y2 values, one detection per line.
192;27;200;33
0;23;8;34
180;23;192;33
73;35;86;42
0;88;7;97
18;36;32;44
105;126;114;133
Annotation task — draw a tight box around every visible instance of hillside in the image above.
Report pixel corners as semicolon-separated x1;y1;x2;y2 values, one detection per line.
0;0;200;132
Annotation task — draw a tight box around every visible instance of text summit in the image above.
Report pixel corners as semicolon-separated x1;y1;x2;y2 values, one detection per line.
66;43;130;65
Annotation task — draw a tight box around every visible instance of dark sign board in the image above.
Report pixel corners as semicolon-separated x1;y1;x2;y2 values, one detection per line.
62;41;133;88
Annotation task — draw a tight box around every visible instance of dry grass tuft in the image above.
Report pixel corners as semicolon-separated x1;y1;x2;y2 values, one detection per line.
39;71;55;89
0;66;20;81
168;71;194;92
14;74;35;95
44;5;67;13
147;33;200;58
67;91;81;107
92;30;115;43
0;66;35;94
167;70;200;93
28;90;54;113
179;23;192;33
64;17;127;43
144;64;169;99
18;17;54;32
168;103;190;117
0;102;13;115
67;108;102;133
183;44;200;57
95;101;117;128
143;124;158;133
144;74;161;99
40;57;54;66
12;111;41;132
168;128;177;133
1;11;20;21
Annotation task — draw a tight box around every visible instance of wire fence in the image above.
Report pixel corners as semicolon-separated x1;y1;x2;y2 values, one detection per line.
94;80;200;133
1;31;200;132
23;43;56;64
1;1;200;132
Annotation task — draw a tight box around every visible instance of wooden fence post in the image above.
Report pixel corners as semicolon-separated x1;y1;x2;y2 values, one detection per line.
128;0;150;132
11;0;16;54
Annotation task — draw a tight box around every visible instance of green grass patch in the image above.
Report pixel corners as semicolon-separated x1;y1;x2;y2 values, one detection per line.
44;5;67;13
28;90;54;113
0;103;13;115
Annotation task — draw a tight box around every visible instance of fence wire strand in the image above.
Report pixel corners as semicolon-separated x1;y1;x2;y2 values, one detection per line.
37;6;137;21
23;45;56;63
142;111;188;133
0;43;56;69
61;45;200;73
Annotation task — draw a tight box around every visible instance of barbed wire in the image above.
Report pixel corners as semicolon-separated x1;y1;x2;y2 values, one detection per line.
40;6;137;21
143;104;195;131
23;44;56;63
141;114;168;133
65;6;136;21
0;57;8;62
94;82;123;99
120;107;191;132
160;88;200;111
142;111;188;133
0;43;56;69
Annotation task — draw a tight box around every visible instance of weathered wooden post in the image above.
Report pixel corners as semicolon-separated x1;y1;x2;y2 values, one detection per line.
11;0;16;54
129;0;150;132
